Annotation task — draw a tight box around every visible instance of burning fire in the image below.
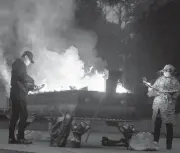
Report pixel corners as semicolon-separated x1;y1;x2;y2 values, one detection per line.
30;46;130;94
0;0;130;97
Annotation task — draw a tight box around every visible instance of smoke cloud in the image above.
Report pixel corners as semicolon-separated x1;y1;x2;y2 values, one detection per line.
0;0;107;93
0;47;10;96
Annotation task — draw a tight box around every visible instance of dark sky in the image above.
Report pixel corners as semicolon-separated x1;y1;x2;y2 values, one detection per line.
134;1;180;80
75;0;180;89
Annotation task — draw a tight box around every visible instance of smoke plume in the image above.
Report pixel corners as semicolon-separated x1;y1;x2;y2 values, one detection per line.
0;47;10;96
0;0;107;93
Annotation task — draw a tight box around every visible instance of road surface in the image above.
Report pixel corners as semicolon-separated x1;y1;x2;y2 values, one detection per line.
1;118;180;153
0;128;180;153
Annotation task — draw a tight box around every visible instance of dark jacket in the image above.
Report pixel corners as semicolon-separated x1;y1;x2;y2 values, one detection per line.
10;59;34;100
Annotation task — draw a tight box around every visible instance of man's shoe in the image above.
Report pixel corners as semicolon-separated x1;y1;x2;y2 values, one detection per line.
166;144;172;150
166;139;172;150
153;141;160;150
17;139;32;144
8;138;20;144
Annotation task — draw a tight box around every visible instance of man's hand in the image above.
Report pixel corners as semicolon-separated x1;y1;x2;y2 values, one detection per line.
34;85;38;89
164;93;172;99
172;91;180;99
148;87;153;92
32;84;45;92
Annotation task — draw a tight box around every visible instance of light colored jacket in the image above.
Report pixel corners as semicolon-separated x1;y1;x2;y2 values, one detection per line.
151;76;180;124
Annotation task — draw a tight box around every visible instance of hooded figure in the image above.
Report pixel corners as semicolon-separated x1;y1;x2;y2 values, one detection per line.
147;64;180;150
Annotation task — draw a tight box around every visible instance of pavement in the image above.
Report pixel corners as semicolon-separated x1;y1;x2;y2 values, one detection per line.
1;118;180;153
1;128;180;153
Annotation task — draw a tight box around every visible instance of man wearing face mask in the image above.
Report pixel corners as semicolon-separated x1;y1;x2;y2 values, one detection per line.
147;64;180;150
8;51;38;144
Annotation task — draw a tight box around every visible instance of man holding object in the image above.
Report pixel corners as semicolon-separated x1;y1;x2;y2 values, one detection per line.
147;64;180;150
9;51;38;144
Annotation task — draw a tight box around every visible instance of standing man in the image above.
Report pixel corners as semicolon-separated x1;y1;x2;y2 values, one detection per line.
147;64;180;150
9;51;37;144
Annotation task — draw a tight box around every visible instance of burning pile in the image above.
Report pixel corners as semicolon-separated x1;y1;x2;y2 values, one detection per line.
29;46;130;94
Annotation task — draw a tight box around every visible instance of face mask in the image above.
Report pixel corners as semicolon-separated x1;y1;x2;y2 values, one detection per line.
25;56;31;66
163;72;171;77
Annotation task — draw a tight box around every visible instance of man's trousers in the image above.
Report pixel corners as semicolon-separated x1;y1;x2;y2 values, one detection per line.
153;110;173;149
9;96;28;140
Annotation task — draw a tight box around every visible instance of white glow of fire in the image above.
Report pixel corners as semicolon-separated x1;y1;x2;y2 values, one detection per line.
29;46;130;94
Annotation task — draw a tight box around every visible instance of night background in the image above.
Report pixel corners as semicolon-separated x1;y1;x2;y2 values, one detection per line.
1;1;180;150
75;0;180;90
0;0;180;93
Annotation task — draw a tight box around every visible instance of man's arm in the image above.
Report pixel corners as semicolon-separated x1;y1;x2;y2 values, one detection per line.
172;77;180;99
24;76;35;91
173;91;180;99
147;77;161;97
14;61;35;91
